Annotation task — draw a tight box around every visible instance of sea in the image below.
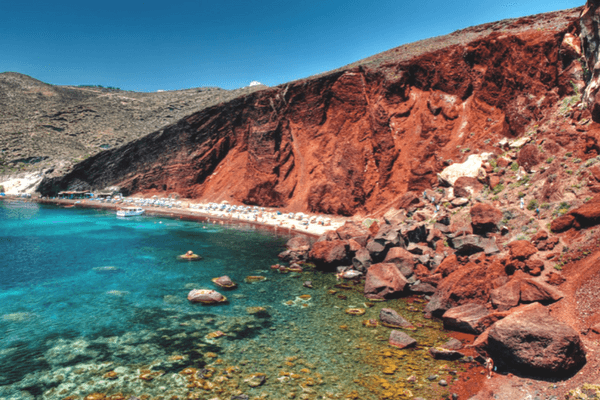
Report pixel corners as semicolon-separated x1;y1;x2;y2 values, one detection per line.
0;200;456;400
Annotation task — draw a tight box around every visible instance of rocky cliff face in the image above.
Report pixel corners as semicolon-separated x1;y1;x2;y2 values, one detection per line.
40;8;585;215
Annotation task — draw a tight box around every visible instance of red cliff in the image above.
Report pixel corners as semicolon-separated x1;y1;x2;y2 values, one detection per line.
41;8;584;216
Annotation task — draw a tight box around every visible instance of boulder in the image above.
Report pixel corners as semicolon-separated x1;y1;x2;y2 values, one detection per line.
490;273;563;311
470;203;502;234
336;221;369;247
396;191;424;212
308;239;349;269
550;214;575;232
486;303;586;376
408;282;437;294
442;303;490;334
286;235;311;251
570;195;600;228
517;144;541;172
429;347;464;360
451;234;485;255
454;176;484;198
366;225;402;261
438;154;489;186
364;263;409;300
316;230;341;242
352;248;372;272
383;247;415;278
507;240;537;260
401;223;427;244
389;330;417;349
490;280;521;311
380;308;415;329
407;243;430;255
442;338;463;350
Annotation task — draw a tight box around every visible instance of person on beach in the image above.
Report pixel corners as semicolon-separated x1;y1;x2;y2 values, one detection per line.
484;357;494;378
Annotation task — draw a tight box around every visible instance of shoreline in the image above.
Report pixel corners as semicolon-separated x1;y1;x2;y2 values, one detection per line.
17;196;346;239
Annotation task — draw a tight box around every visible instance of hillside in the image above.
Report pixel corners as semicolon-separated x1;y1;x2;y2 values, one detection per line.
40;7;587;216
0;72;267;176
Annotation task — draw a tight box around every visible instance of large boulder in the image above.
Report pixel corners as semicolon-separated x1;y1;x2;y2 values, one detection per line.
366;225;403;261
490;273;564;311
507;240;537;260
400;223;427;244
517;144;541;172
451;234;498;256
438;154;489;186
396;191;424;212
383;247;416;278
308;240;349;270
364;263;409;300
470;203;502;234
486;303;586;376
442;303;490;334
352;248;372;272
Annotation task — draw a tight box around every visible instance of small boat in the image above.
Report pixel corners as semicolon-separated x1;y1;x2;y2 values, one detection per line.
116;207;145;217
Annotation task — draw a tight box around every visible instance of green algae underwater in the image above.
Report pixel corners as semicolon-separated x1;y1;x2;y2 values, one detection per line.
0;201;465;400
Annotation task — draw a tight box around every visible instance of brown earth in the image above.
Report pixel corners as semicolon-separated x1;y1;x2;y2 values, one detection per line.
0;72;267;176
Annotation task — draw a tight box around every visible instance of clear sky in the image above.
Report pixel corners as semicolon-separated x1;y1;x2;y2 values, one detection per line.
0;0;584;92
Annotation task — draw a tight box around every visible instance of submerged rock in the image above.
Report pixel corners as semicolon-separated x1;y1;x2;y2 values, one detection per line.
379;308;415;329
187;289;227;304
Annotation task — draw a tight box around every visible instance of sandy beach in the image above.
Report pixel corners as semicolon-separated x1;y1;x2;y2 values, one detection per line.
24;196;347;238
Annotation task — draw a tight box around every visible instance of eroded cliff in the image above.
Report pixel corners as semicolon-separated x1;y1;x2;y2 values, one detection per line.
40;8;585;215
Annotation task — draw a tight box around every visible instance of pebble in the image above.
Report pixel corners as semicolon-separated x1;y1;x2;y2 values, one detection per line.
439;379;448;386
427;375;438;381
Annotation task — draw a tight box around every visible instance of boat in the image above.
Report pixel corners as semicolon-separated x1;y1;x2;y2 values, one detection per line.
116;207;145;217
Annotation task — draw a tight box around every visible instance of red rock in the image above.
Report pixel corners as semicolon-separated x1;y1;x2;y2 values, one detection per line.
396;191;424;212
389;330;417;349
517;144;541;172
486;303;586;376
490;279;521;311
383;247;415;278
545;271;565;285
336;221;369;243
442;338;463;350
380;308;414;329
308;240;349;269
589;164;600;182
550;214;575;232
524;257;544;276
470;203;502;234
364;263;409;300
434;254;461;278
442;303;490;334
454;176;484;198
428;347;464;360
519;278;564;303
507;240;537;260
569;194;600;227
352;248;372;272
41;8;585;217
347;239;362;252
286;235;311;251
488;175;501;190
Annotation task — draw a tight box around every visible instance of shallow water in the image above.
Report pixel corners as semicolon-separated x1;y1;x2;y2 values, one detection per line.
0;201;462;400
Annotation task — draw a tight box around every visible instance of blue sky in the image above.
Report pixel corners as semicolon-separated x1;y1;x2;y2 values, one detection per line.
0;0;584;92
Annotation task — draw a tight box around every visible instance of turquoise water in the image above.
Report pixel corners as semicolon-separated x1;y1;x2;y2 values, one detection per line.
0;201;458;400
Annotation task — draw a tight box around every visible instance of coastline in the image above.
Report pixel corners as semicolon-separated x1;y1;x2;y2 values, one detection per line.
20;196;347;239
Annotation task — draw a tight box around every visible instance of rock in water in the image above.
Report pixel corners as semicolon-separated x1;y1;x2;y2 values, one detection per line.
389;330;417;349
380;308;415;329
187;289;226;304
486;303;586;376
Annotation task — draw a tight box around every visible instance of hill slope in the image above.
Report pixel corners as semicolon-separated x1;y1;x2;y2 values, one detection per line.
0;72;266;175
40;7;587;216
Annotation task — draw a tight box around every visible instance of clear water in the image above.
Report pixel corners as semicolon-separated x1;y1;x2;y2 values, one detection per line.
0;201;460;400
